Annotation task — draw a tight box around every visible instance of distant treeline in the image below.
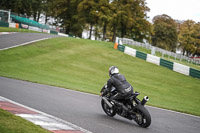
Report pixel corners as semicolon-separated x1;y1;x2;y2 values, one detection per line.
0;0;199;56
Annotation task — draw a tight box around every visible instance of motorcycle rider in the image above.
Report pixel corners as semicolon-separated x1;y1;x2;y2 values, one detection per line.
103;66;134;116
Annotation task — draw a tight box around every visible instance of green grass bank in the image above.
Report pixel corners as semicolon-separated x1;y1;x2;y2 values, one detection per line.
0;109;50;133
0;37;199;116
0;27;41;33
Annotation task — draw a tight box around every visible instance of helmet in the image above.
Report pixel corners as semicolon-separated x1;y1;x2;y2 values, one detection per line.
109;66;119;77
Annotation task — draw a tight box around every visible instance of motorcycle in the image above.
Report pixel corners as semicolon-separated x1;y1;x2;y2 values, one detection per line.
100;84;151;128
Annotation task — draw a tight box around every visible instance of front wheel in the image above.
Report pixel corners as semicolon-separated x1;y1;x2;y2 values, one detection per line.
134;104;151;128
101;99;116;117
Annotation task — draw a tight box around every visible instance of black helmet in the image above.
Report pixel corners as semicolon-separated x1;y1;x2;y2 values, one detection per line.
109;66;119;77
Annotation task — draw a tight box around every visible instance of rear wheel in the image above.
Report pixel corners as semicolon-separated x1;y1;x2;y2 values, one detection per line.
101;99;116;117
134;104;151;128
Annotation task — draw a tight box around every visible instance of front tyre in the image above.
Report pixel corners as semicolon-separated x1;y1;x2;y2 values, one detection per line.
134;104;151;128
101;99;116;117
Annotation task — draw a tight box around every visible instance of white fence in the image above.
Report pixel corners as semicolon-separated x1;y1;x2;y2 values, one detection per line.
120;38;200;65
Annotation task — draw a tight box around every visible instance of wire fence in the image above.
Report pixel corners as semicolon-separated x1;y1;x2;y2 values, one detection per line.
119;38;200;65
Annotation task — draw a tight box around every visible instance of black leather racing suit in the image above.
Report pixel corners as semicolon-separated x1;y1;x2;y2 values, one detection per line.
107;73;133;101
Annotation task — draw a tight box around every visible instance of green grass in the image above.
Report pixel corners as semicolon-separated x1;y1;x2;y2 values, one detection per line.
0;109;50;133
124;44;200;70
0;27;42;33
0;37;199;116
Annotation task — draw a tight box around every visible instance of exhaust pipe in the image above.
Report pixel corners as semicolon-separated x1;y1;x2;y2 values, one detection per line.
141;96;149;106
102;97;113;108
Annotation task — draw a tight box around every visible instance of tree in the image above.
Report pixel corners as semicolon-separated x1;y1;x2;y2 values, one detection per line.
109;0;151;42
32;0;43;22
1;0;152;42
78;0;99;39
178;20;200;56
0;0;16;11
193;22;200;56
152;14;178;52
124;0;151;42
108;0;122;42
42;0;53;24
50;0;82;36
97;0;112;41
0;0;32;17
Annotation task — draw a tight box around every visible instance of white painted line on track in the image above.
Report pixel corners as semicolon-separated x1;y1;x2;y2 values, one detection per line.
0;96;92;133
0;37;50;51
0;97;6;101
17;114;47;119
0;32;17;35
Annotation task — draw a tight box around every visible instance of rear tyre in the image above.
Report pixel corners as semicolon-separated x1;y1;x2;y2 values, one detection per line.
101;99;116;117
134;104;151;128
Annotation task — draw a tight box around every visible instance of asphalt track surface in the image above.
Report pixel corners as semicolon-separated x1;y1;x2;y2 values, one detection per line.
0;77;200;133
0;33;200;133
0;32;59;50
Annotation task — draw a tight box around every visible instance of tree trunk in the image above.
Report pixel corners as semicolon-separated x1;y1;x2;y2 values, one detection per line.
95;25;98;40
121;23;126;38
89;23;93;39
103;23;107;41
182;48;185;55
36;11;41;22
112;25;117;42
65;24;70;34
45;15;48;24
33;11;37;21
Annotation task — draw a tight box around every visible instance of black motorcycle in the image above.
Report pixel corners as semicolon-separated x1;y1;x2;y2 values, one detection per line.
100;84;151;128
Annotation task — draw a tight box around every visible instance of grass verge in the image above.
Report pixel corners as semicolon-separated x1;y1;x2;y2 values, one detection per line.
0;37;199;116
0;109;50;133
0;27;42;33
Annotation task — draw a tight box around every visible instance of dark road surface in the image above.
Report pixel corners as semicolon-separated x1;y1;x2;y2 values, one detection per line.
0;32;59;50
0;77;199;133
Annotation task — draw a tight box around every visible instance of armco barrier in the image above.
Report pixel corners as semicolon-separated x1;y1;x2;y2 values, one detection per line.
9;23;16;28
190;68;200;78
28;26;42;32
1;21;63;36
118;44;125;52
50;30;58;35
116;44;199;79
136;51;147;60
147;54;160;65
173;62;190;75
124;46;136;57
160;59;174;70
58;32;69;37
